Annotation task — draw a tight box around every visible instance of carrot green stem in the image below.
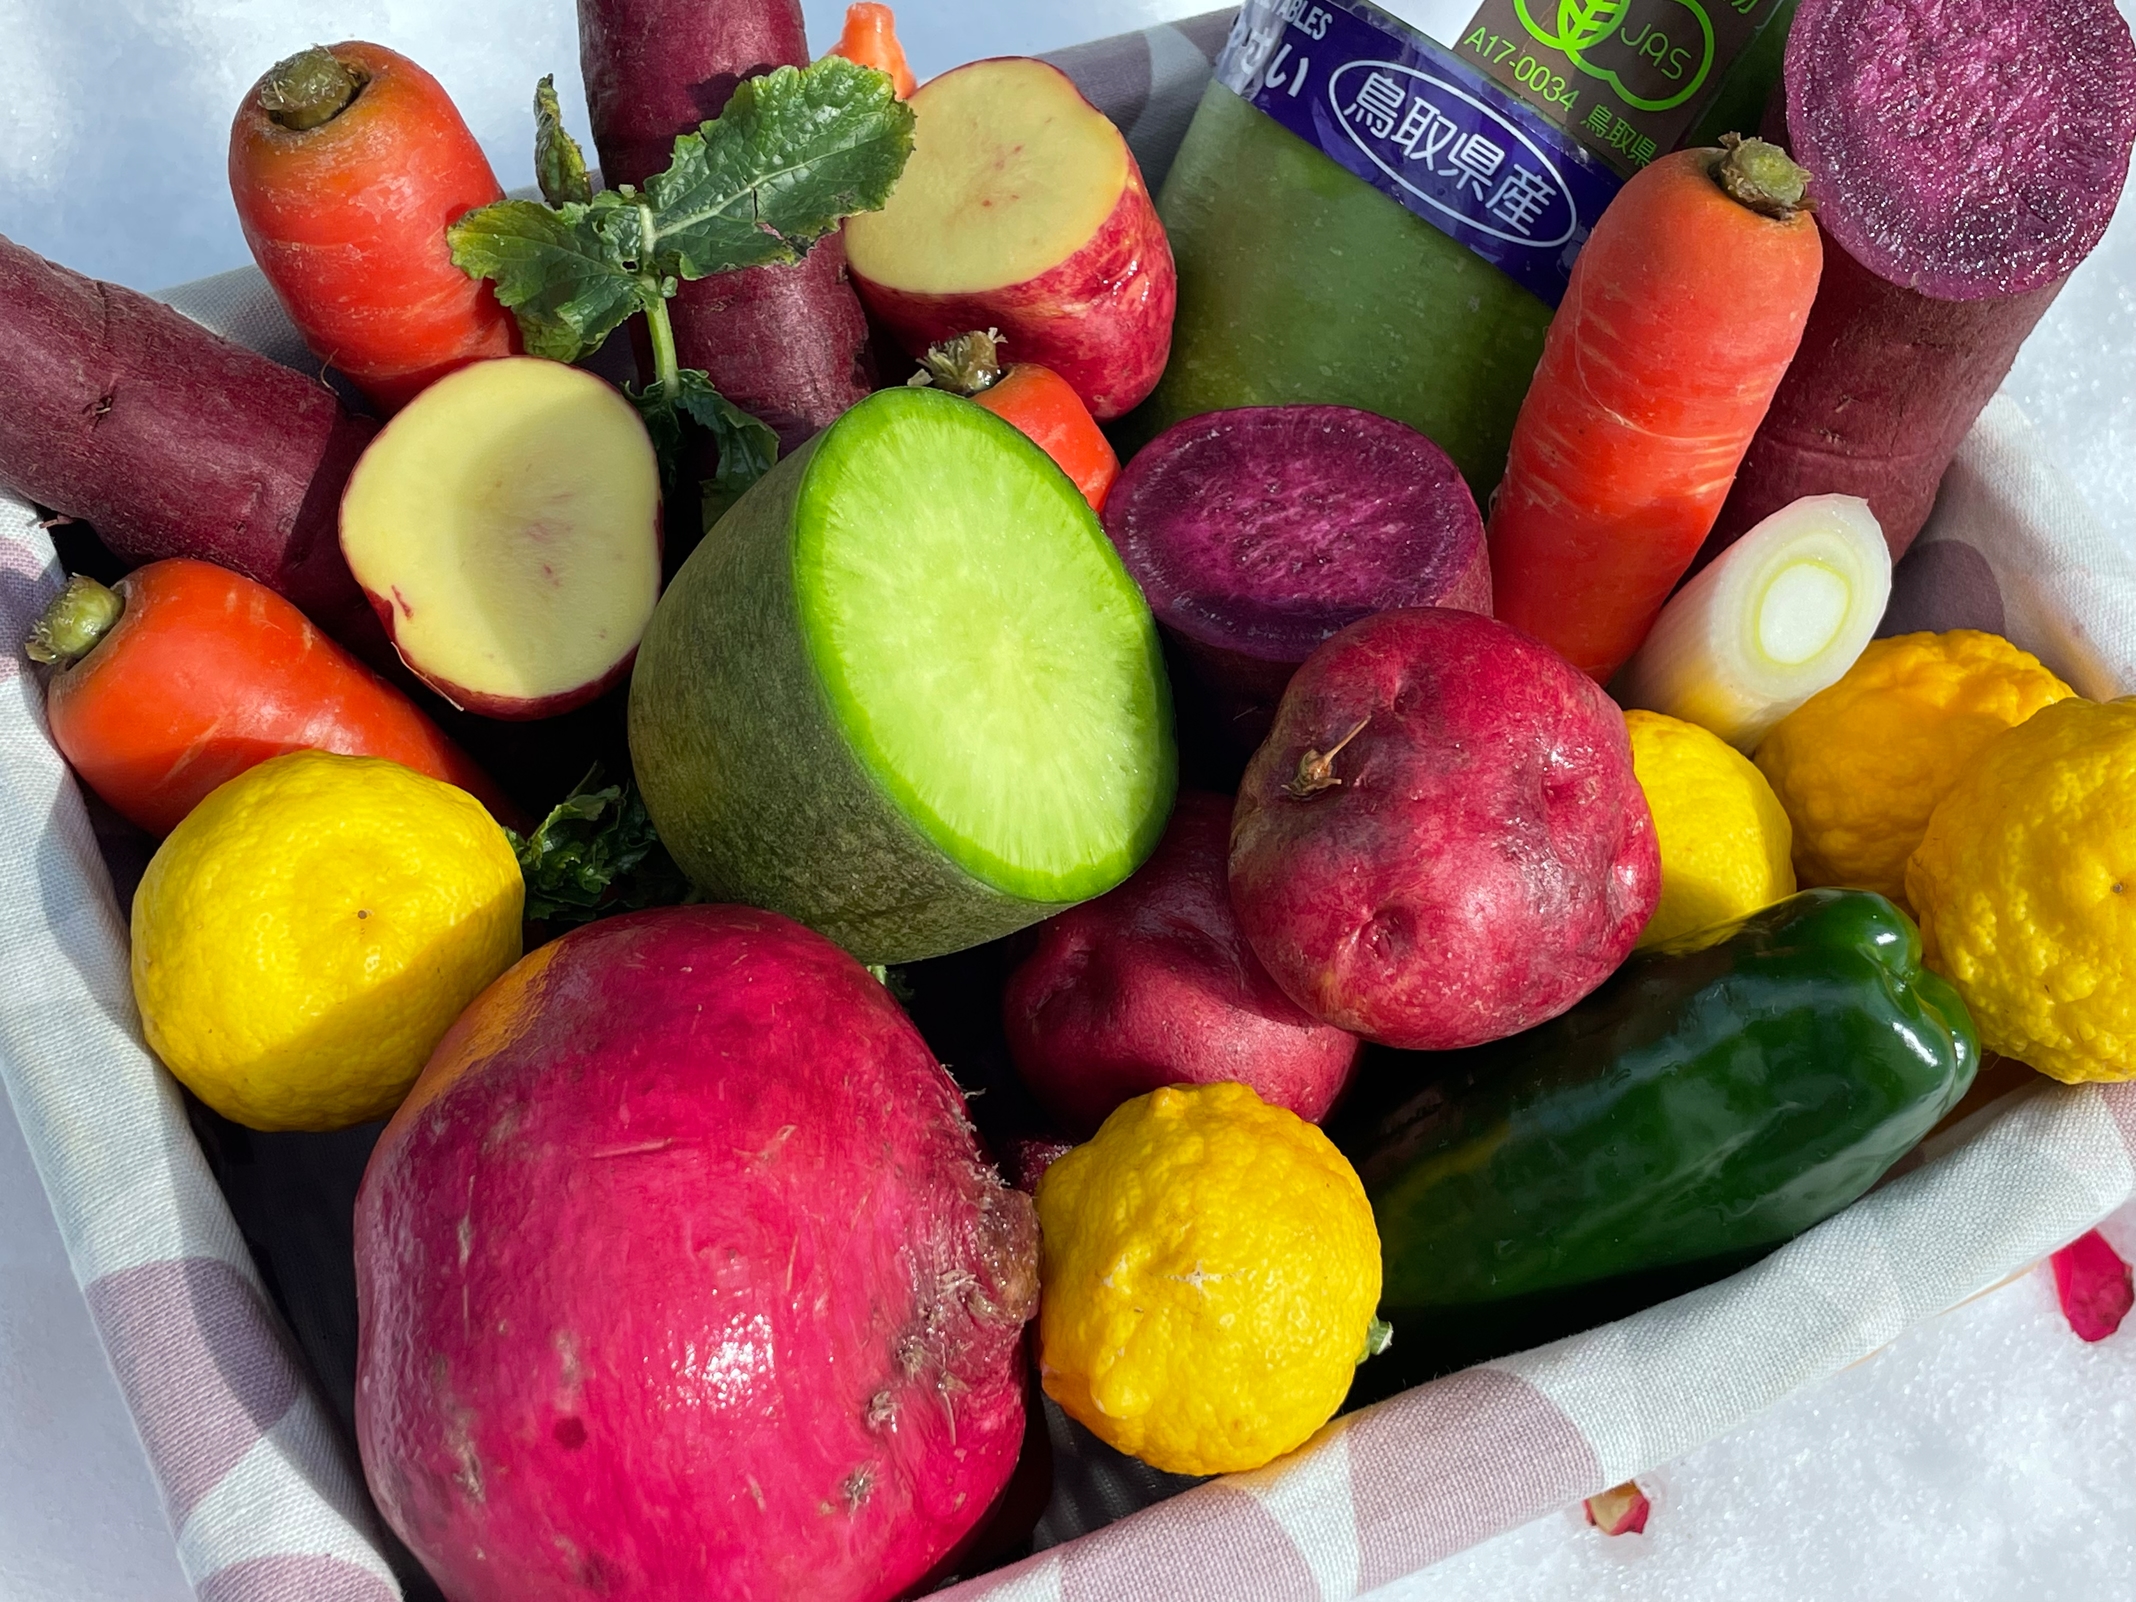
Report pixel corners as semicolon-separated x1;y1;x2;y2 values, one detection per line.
1712;133;1813;221
258;46;364;131
25;574;122;666
643;280;682;403
916;330;1005;396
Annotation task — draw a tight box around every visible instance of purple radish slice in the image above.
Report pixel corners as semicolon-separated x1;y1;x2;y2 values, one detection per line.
1785;0;2136;300
1697;0;2136;568
1104;405;1489;746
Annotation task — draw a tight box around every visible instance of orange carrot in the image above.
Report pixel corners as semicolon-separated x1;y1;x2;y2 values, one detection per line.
1487;138;1823;681
28;559;520;836
915;330;1120;510
229;42;519;413
827;3;917;98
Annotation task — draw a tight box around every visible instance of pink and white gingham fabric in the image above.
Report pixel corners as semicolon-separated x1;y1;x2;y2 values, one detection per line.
2;13;2135;1599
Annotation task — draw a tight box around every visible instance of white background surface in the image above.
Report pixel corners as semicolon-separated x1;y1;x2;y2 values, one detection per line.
2;3;2134;1600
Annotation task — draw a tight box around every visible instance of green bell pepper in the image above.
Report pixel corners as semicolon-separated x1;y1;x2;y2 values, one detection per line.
1346;889;1977;1380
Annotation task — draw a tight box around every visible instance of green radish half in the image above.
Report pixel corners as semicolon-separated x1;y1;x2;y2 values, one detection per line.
629;385;1176;963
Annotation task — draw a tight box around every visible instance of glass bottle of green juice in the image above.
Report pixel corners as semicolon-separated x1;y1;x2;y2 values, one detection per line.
1134;0;1791;501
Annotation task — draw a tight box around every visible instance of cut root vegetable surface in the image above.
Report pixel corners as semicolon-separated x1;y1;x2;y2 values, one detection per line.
845;56;1175;420
803;396;1162;894
1616;494;1891;752
1105;403;1489;744
1785;0;2136;300
630;384;1175;963
849;59;1125;293
339;355;661;720
1107;404;1489;665
1695;0;2136;569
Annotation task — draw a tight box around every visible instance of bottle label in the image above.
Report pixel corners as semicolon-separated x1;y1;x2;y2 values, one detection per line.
1216;0;1622;306
1455;0;1786;177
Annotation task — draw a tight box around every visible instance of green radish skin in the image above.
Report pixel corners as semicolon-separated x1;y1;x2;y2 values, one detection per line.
630;386;1177;963
1128;82;1553;500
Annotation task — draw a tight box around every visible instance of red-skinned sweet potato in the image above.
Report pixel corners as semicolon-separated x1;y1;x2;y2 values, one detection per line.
1697;0;2136;566
1229;608;1659;1051
0;231;379;648
355;905;1037;1602
1104;405;1489;746
844;56;1176;423
577;0;875;451
1003;790;1359;1138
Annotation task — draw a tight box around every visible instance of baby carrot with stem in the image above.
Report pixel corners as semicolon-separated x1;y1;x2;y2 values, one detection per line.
914;330;1120;509
1487;137;1823;682
28;559;520;836
230;42;519;412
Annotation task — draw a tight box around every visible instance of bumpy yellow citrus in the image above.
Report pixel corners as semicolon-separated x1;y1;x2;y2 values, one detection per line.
1906;696;2135;1084
1034;1081;1381;1476
131;751;523;1131
1755;631;2075;911
1626;709;1795;947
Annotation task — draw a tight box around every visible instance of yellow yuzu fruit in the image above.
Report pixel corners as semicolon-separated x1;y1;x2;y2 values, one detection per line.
131;751;523;1131
1034;1081;1381;1476
1626;709;1795;947
1755;631;2074;911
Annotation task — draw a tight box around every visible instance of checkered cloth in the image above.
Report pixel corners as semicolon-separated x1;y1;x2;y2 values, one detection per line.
3;12;2133;1599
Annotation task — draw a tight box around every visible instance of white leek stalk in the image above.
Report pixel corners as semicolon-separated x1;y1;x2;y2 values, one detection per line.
1616;495;1890;751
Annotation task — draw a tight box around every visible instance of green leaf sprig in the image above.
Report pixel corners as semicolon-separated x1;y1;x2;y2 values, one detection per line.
450;57;913;510
507;767;694;928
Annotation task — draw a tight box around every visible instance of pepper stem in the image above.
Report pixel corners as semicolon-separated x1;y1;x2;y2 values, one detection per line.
912;329;1005;396
1711;133;1813;221
25;574;123;666
259;46;364;132
1284;716;1371;800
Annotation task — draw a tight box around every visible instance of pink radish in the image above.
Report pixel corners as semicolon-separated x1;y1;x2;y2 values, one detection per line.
354;906;1037;1602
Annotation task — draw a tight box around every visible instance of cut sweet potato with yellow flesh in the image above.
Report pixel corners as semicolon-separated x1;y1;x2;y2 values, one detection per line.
846;58;1129;294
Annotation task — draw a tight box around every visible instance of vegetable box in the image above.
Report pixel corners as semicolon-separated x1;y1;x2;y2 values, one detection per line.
2;12;2135;1601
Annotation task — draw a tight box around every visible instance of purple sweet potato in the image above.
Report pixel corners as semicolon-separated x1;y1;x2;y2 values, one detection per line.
1105;405;1490;746
577;0;875;451
1698;0;2136;565
0;232;379;646
1002;790;1359;1138
1229;608;1659;1052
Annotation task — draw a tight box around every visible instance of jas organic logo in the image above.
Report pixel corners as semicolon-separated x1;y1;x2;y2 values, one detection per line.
1513;0;1716;113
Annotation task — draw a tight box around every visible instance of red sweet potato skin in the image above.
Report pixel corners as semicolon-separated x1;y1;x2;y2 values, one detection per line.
1696;232;2062;568
577;0;874;451
1003;791;1360;1138
668;246;876;451
0;232;379;644
577;0;809;184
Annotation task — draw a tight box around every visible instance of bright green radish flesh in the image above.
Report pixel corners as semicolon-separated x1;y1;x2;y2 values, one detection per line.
630;385;1175;963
